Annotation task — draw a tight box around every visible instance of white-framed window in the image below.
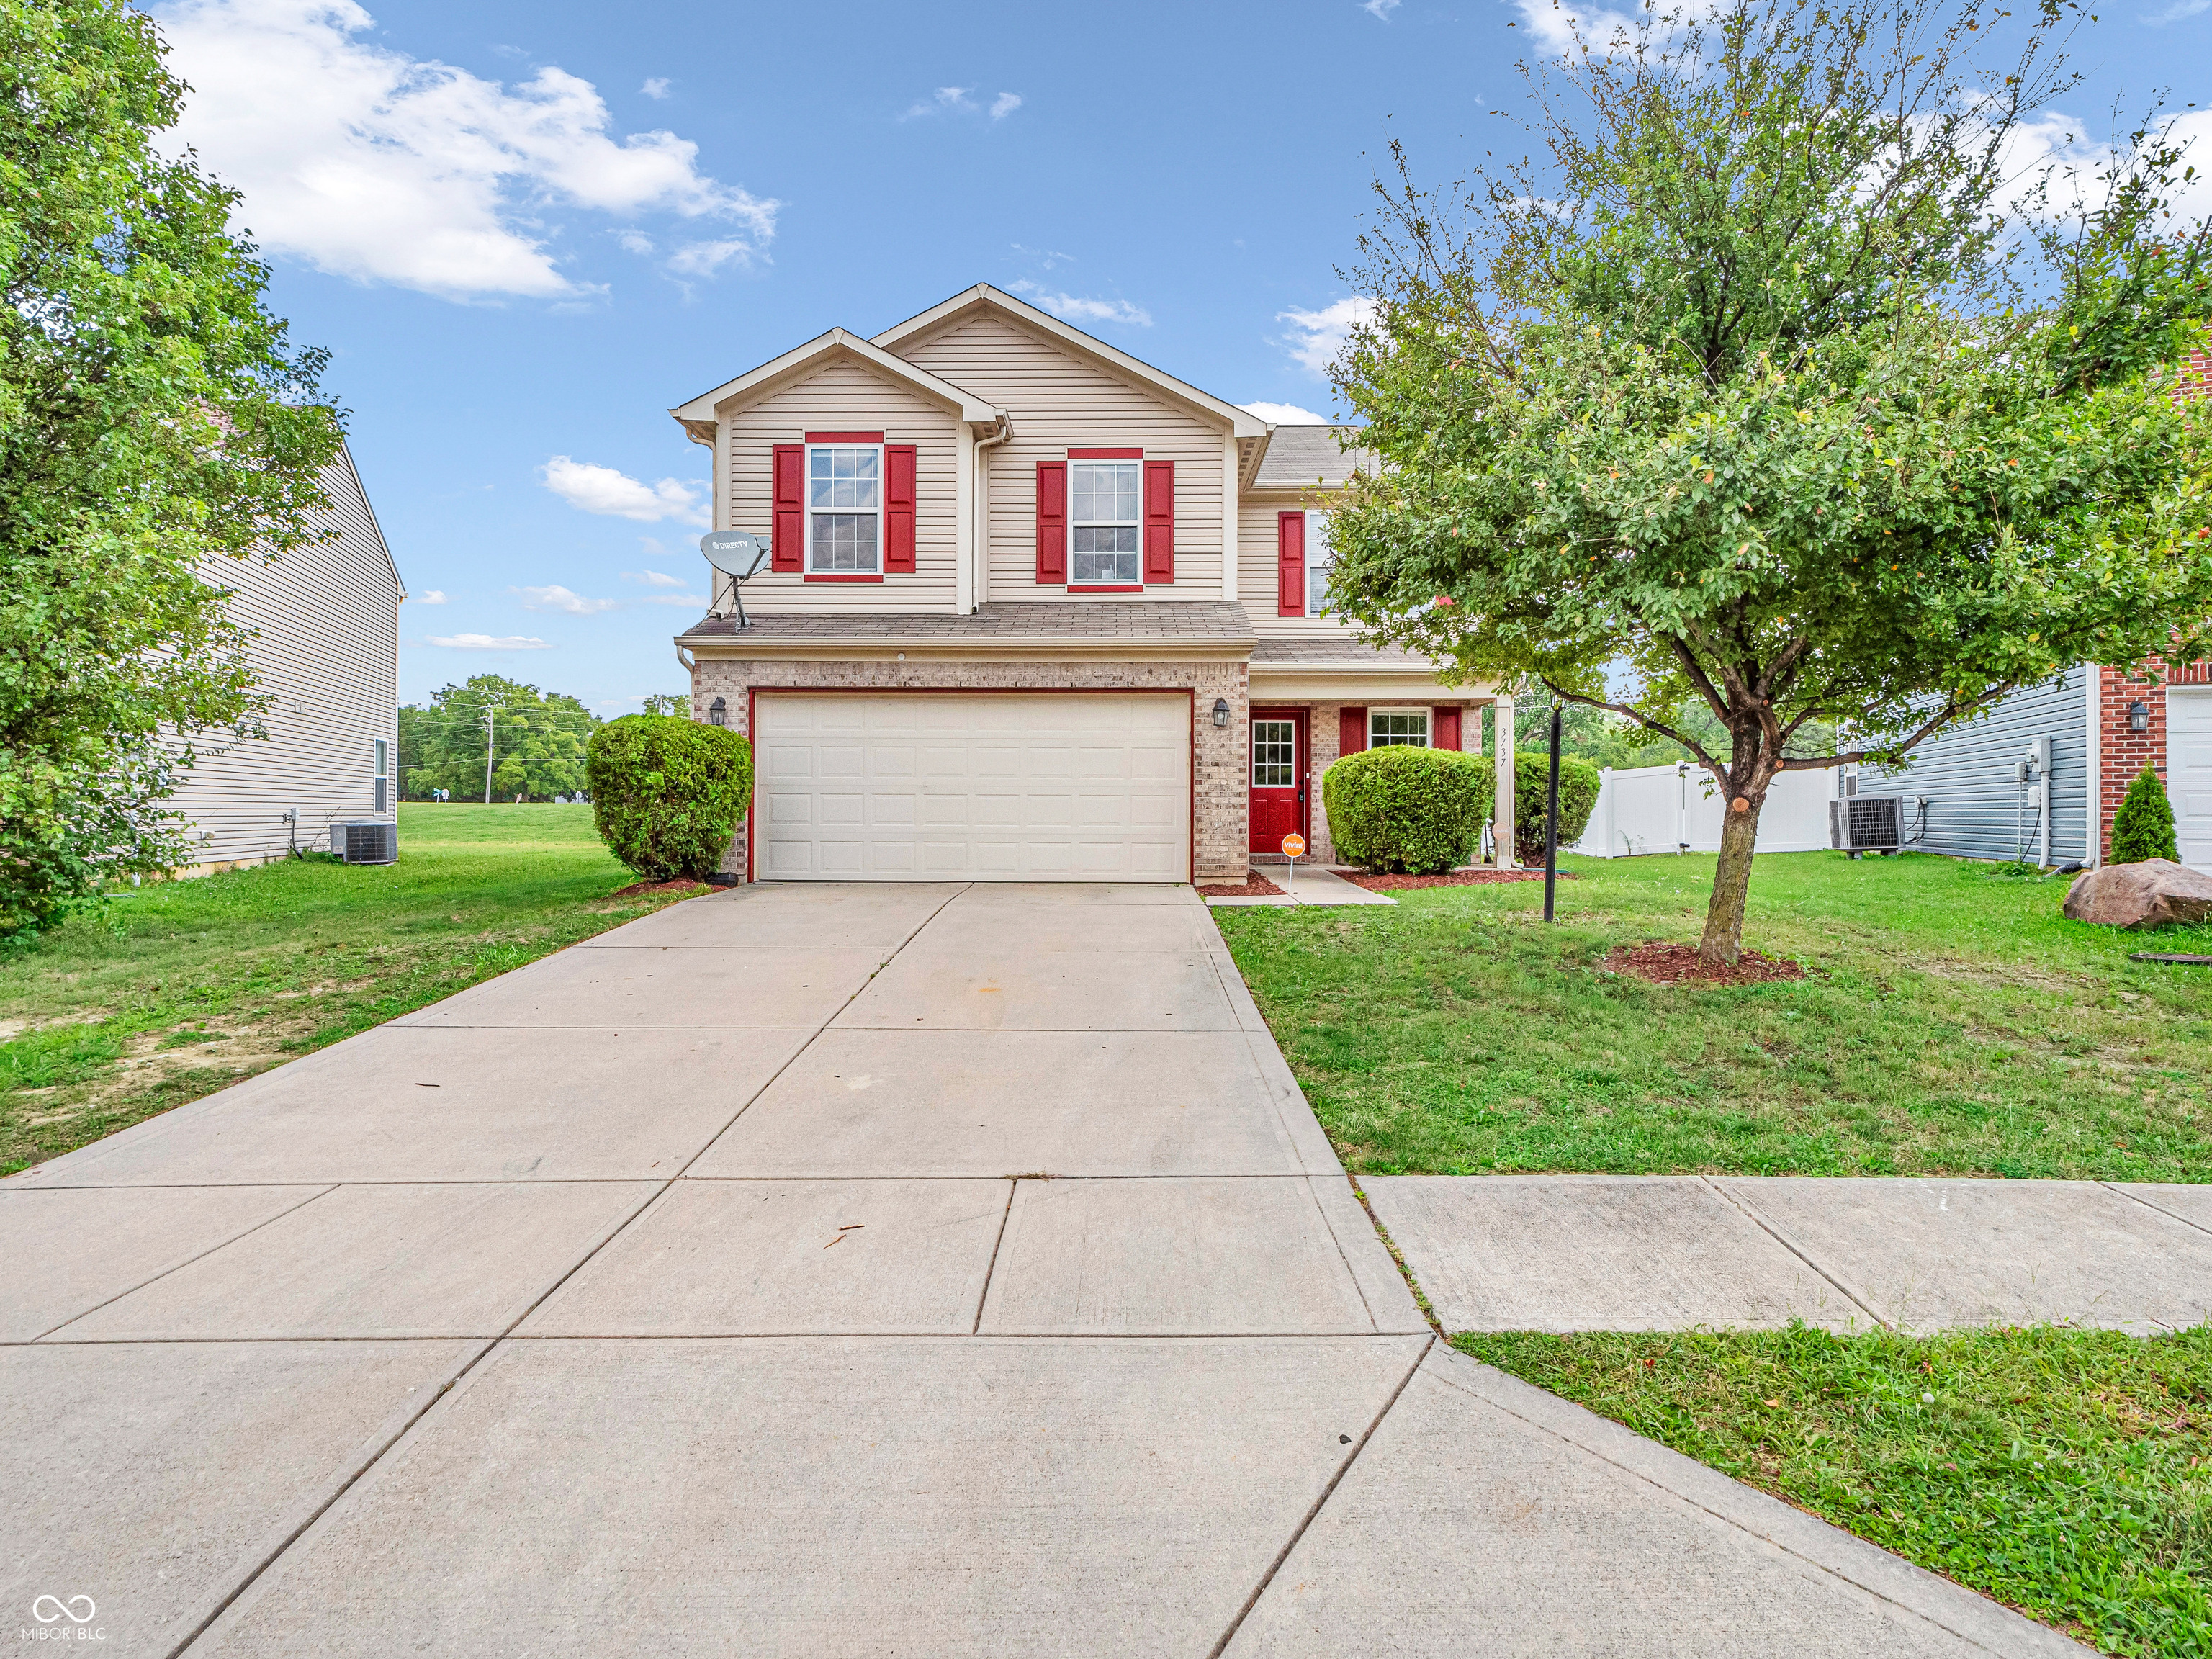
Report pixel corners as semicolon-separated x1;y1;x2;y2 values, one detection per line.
1370;708;1430;748
373;737;390;812
806;444;882;574
1305;510;1335;616
1251;719;1297;788
1069;459;1141;586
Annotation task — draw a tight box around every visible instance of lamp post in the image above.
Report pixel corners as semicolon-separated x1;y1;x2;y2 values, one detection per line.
1543;706;1562;922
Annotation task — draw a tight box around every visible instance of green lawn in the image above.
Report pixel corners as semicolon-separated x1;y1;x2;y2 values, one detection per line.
1210;850;2212;1180
1458;1326;2212;1659
0;804;691;1175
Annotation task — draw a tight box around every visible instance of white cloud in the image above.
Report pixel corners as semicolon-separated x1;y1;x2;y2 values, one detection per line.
512;584;617;614
665;238;755;277
1363;0;1402;17
1278;297;1377;377
613;228;655;255
153;0;778;299
641;76;671;98
408;589;447;603
1012;243;1074;271
622;568;688;587
1010;281;1151;327
428;633;552;649
1241;401;1333;425
904;86;975;119
539;455;711;526
2144;0;2209;19
1984;107;2212;228
990;92;1022;120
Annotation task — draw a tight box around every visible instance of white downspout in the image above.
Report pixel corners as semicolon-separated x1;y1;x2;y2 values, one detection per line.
971;413;1012;611
2084;661;2102;866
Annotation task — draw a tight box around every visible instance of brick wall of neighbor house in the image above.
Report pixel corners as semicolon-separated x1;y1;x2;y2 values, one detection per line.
690;658;1250;881
2100;656;2212;856
1308;702;1342;863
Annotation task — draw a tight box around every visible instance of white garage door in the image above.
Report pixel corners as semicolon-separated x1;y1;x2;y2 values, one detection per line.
753;693;1190;881
2167;688;2212;872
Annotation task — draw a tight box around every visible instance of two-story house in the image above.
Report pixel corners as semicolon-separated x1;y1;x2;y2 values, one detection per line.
672;284;1498;884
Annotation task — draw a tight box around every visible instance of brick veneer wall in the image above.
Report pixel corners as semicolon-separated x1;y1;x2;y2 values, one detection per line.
2100;657;2212;858
690;657;1251;881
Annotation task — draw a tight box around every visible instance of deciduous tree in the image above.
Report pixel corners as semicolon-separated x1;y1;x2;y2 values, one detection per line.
1328;0;2212;961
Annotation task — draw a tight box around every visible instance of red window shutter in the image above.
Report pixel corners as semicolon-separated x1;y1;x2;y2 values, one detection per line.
1277;512;1305;616
1339;707;1368;757
1434;708;1462;750
884;444;917;573
1143;459;1174;584
1035;461;1065;583
771;444;804;572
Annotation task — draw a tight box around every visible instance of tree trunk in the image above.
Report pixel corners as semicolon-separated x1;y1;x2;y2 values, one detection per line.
1697;789;1766;964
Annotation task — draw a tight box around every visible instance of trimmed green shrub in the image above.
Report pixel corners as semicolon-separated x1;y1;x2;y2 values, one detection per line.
1323;745;1491;874
585;716;754;881
2110;764;2178;865
1511;749;1603;864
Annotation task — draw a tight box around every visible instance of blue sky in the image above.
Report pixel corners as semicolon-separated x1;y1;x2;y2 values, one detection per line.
148;0;2212;715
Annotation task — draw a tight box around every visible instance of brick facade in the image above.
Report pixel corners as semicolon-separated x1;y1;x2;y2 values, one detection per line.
2097;656;2212;859
691;656;1251;881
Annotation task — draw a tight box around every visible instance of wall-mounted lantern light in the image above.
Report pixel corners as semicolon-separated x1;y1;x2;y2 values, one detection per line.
709;696;728;728
2128;700;2150;733
1211;698;1231;729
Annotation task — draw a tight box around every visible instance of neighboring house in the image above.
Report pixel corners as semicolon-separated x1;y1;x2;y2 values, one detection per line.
670;284;1498;884
1858;659;2212;872
162;444;405;873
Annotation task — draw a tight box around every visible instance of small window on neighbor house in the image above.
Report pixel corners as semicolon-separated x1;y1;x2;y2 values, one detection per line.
1370;709;1429;748
1305;510;1336;616
373;739;390;812
1069;460;1141;586
806;444;881;574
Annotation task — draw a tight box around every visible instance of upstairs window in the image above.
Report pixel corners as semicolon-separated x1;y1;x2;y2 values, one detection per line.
1069;460;1141;586
807;444;881;574
1370;709;1429;748
1305;510;1336;616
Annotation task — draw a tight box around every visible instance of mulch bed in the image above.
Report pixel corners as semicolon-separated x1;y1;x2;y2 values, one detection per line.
1604;943;1807;987
1198;873;1288;898
1330;868;1575;891
608;878;713;899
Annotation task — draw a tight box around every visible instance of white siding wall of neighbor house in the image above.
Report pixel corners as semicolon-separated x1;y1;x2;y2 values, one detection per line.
722;357;963;616
161;446;403;870
1238;495;1352;640
896;311;1226;603
1861;666;2093;864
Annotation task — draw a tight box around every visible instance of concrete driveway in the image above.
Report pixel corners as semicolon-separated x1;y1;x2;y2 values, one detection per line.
4;884;2082;1656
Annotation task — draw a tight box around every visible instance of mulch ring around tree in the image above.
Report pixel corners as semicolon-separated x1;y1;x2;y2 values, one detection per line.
1604;943;1807;988
1331;868;1576;891
608;878;714;899
1198;873;1287;898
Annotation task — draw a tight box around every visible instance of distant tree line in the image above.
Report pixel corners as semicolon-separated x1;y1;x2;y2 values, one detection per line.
399;675;598;801
1483;687;1836;774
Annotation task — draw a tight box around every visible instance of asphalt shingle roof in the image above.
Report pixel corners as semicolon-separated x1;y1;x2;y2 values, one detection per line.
1251;425;1375;491
679;601;1257;642
1249;637;1436;669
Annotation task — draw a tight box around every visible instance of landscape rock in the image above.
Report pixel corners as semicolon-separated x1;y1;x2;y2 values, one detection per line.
2062;858;2212;929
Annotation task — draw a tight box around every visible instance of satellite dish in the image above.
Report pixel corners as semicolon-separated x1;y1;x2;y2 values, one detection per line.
699;531;769;580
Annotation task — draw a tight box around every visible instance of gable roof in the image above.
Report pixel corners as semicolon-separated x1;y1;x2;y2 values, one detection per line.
871;284;1269;443
329;441;405;598
669;328;1006;442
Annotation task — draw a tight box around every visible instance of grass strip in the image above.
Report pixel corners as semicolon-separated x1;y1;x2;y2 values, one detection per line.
1455;1325;2212;1659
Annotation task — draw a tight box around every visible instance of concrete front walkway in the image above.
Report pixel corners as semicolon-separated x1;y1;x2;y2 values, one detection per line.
4;884;2082;1656
1368;1174;2212;1334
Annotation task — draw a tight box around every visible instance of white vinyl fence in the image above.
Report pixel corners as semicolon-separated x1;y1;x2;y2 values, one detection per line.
1569;762;1839;858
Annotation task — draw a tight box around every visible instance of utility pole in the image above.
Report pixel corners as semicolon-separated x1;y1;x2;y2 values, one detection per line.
484;706;495;804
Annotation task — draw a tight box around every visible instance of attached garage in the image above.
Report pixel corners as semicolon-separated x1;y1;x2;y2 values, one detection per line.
752;692;1192;881
2167;688;2212;873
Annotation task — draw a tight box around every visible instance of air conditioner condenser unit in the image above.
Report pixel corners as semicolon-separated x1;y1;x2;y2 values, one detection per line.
331;820;399;864
1829;796;1902;854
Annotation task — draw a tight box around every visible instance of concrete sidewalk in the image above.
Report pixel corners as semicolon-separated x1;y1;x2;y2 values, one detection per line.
1367;1174;2212;1334
4;884;2084;1656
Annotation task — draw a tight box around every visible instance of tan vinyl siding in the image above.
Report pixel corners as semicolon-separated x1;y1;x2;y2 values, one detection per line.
721;357;961;615
1238;492;1359;639
163;446;403;868
897;312;1225;603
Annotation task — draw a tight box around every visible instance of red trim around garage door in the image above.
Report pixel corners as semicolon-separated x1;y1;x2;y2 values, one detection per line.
743;687;1197;886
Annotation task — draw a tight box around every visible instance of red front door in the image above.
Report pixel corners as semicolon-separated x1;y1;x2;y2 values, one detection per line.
1249;710;1308;853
